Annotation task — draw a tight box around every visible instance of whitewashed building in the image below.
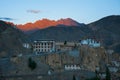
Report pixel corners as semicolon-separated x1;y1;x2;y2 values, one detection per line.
23;43;31;48
64;64;81;70
111;61;120;67
80;39;100;47
99;72;106;79
33;40;55;54
108;66;119;73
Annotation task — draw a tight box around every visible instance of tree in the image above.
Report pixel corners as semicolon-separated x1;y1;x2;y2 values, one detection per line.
106;66;111;80
73;75;76;80
94;70;100;80
28;57;37;70
64;41;67;45
73;43;77;49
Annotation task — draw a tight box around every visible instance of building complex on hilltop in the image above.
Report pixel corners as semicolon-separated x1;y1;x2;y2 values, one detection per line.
33;40;55;54
32;39;101;54
80;39;100;47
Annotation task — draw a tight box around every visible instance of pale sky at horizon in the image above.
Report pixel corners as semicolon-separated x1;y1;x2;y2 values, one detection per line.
0;0;120;24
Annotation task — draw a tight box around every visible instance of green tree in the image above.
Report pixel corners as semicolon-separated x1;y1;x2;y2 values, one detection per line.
64;41;67;45
73;75;76;80
106;66;111;80
28;57;37;70
73;43;77;49
95;70;100;80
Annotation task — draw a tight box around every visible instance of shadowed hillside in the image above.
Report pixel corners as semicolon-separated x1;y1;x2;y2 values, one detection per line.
0;20;29;57
29;25;93;41
88;15;120;53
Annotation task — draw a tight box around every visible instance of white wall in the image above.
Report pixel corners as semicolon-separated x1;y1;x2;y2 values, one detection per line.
80;39;100;47
64;65;81;70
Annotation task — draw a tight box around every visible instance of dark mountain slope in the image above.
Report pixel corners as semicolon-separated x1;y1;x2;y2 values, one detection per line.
88;15;120;33
0;20;29;57
88;15;120;53
29;25;93;41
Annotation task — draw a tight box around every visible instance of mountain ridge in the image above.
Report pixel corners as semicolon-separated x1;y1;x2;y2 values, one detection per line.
28;15;120;53
0;15;120;53
17;18;83;32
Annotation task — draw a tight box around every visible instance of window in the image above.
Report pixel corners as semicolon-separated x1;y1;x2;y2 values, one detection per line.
45;49;46;52
45;43;46;45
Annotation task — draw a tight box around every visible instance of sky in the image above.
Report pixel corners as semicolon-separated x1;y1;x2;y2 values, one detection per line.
0;0;120;24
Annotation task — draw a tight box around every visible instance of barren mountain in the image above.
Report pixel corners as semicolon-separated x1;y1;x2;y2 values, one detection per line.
1;15;120;54
17;18;83;33
0;20;28;57
29;15;120;53
29;25;93;41
88;15;120;53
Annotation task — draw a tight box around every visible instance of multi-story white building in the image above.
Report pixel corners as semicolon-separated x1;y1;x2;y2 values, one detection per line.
33;40;55;54
80;39;100;47
23;43;31;48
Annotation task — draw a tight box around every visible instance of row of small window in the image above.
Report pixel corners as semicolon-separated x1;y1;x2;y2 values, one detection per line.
34;43;54;45
35;49;50;52
33;45;52;47
33;46;52;48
